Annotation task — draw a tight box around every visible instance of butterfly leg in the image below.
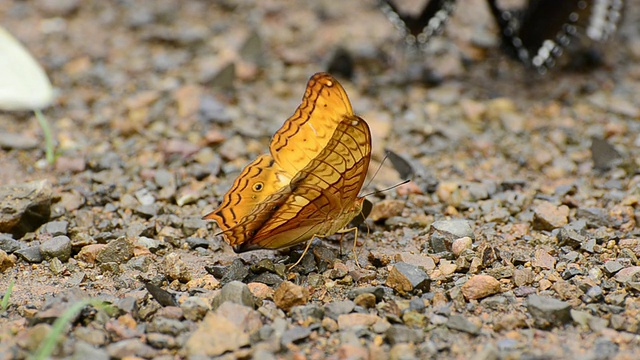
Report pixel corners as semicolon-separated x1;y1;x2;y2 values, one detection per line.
337;227;361;268
338;232;345;257
287;237;316;271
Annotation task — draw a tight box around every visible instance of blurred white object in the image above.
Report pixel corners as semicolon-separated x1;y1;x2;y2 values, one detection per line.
0;26;53;111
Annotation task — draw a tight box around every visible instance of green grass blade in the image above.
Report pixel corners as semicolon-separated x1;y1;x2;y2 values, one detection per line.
1;279;14;311
34;110;55;165
31;299;108;360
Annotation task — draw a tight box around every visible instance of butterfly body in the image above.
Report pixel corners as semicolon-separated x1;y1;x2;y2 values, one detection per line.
204;74;371;253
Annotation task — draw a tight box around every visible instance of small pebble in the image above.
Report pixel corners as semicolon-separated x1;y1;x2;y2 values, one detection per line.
273;281;309;312
461;275;501;300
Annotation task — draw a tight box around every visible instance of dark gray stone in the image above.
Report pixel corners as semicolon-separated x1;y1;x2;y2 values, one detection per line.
603;260;624;276
346;286;386;302
591;337;619;360
557;228;586;249
431;220;475;239
15;246;43;263
281;326;311;345
581;238;596;253
0;233;22;253
154;169;175;188
409;297;426;312
39;220;69;236
96;236;134;264
134;205;158;218
185;237;209;250
0;132;38;150
385;325;420;345
446;315;480;335
146;333;178;350
289;251;316;274
250;259;276;274
115;296;137;314
576;208;612;228
324;300;355;320
526;294;572;329
312;246;337;272
106;338;157;359
562;266;583;280
389;262;431;293
290;304;325;322
147;317;187;336
136;236;161;253
207;259;248;284
211;281;255;310
40;235;72;262
128;256;151;272
220;258;250;285
0;180;52;238
182;217;206;237
428;220;474;253
181;297;209;321
72;341;110;360
583;286;604;304
250;272;284;286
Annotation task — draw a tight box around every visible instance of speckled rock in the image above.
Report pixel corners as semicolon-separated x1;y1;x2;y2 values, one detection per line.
0;249;15;272
185;311;250;356
96;236;134;264
527;294;572;329
273;281;309;312
0;180;52;238
162;253;192;283
461;275;501;300
386;262;431;295
211;281;256;309
532;201;569;230
40;235;72;262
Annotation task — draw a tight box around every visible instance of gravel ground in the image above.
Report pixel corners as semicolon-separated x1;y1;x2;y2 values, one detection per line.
1;1;640;359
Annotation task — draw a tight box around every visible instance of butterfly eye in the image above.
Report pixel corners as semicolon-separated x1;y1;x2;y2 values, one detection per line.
253;182;264;191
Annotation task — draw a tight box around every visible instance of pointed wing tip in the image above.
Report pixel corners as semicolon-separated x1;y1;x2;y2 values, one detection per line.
202;209;219;221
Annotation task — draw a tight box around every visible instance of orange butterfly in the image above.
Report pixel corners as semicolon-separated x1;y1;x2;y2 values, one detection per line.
203;73;371;253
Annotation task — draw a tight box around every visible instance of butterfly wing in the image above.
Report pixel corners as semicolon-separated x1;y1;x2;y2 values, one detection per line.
488;0;624;72
270;73;354;175
230;116;372;252
203;154;291;236
378;0;455;45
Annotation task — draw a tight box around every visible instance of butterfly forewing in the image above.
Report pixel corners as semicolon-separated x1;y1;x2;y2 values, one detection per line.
233;116;371;252
270;73;354;175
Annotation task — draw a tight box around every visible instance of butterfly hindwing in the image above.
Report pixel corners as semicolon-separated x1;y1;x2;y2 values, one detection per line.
233;116;371;252
203;154;291;233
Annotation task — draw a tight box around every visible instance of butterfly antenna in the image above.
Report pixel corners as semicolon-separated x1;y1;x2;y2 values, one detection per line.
361;179;410;198
363;151;390;189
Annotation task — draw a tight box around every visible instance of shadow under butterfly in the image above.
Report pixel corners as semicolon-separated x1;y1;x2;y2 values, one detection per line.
378;0;624;73
385;149;439;193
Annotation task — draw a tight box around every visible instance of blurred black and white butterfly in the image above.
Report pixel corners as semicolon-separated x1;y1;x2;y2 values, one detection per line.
487;0;625;73
377;0;456;49
378;0;624;73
